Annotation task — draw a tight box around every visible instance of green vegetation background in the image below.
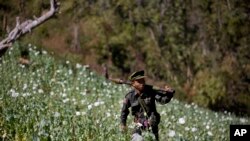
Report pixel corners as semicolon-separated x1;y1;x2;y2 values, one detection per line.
0;0;250;116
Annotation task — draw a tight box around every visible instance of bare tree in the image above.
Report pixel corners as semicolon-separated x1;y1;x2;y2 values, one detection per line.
0;0;60;55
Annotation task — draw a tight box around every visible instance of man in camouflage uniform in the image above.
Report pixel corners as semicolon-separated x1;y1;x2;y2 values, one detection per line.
120;70;175;141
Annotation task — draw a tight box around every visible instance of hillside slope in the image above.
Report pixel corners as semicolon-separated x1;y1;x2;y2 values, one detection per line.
0;44;249;140
1;0;250;116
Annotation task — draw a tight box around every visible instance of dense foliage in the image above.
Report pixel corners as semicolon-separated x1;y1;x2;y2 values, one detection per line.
0;0;249;115
0;44;249;140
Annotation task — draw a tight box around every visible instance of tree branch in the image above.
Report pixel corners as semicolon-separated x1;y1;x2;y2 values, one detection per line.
0;0;60;52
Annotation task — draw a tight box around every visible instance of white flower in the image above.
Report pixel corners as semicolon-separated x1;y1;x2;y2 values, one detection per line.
11;90;19;98
62;120;67;125
54;112;60;117
38;89;44;94
88;104;92;110
240;118;247;123
62;93;67;97
160;111;166;115
178;117;185;124
191;127;197;132
185;104;191;108
42;51;47;55
19;64;25;68
35;52;39;56
50;91;54;96
76;111;81;116
22;93;29;97
23;83;28;90
96;120;101;124
94;101;104;107
9;89;14;93
68;69;73;75
194;136;198;140
185;127;189;131
208;131;213;136
66;60;70;64
63;98;69;103
206;125;210;129
168;130;176;137
94;102;99;107
115;114;119;119
56;70;61;73
106;112;111;117
33;84;38;90
76;63;82;69
81;91;86;96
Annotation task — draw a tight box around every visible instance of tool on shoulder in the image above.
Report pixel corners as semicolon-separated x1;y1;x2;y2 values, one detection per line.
102;65;174;93
108;77;174;93
108;78;132;85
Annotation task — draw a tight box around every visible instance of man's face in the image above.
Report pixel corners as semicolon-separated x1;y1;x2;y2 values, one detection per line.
132;78;145;92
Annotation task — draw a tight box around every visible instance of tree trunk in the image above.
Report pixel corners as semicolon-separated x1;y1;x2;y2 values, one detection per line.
19;0;25;12
2;15;8;34
71;23;80;51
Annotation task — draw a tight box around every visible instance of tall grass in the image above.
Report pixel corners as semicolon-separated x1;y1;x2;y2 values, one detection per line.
0;43;249;141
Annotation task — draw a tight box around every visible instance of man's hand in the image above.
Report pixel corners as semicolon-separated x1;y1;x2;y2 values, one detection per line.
120;124;127;133
165;85;174;93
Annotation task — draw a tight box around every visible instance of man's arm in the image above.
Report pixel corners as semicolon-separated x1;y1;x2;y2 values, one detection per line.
120;95;131;126
154;85;175;104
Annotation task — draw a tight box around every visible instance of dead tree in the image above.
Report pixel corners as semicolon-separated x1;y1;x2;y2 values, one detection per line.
0;0;60;56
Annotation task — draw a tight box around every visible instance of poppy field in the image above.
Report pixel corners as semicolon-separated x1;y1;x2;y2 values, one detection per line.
0;44;249;141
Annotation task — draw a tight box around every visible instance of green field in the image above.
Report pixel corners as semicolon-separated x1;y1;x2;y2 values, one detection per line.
0;44;249;141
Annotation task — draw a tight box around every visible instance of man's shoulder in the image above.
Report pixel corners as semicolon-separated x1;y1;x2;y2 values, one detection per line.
125;89;135;98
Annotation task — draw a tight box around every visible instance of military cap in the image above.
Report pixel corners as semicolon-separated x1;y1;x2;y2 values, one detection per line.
129;70;146;81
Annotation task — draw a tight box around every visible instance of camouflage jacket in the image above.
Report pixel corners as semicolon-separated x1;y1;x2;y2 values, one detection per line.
120;85;174;126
